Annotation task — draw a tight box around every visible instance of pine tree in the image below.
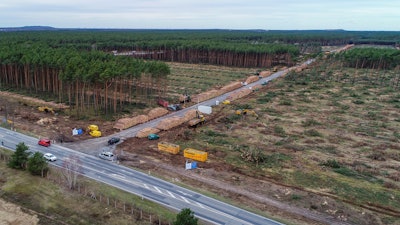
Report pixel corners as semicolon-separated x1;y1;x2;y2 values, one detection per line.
173;208;198;225
28;152;48;177
8;142;31;170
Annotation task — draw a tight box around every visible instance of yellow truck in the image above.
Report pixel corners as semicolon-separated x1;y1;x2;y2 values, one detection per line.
183;148;208;162
158;142;180;154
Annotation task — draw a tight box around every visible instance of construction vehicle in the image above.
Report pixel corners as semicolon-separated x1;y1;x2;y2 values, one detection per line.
188;110;206;127
38;106;55;114
235;109;259;119
88;124;102;137
179;90;191;103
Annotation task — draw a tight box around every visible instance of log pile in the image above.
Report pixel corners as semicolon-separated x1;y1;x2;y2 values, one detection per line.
227;88;252;101
245;75;259;84
136;127;160;138
192;89;223;103
259;71;272;78
183;109;197;122
156;116;185;130
148;107;169;120
220;81;242;93
113;115;149;130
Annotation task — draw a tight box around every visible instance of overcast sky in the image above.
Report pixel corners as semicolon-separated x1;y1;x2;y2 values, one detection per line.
1;0;399;30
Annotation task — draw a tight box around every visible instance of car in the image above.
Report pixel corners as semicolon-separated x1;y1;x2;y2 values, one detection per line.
108;137;120;145
148;133;159;140
38;138;51;147
99;151;114;161
43;153;57;161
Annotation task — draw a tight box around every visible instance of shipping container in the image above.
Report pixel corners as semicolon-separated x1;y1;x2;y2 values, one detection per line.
158;141;180;154
183;148;208;162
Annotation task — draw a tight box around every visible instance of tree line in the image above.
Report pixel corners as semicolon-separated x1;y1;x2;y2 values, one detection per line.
0;43;169;116
337;48;400;69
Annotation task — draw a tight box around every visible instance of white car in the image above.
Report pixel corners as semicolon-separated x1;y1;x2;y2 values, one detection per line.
99;151;114;161
44;153;57;161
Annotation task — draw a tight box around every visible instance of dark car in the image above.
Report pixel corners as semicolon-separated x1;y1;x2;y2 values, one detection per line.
108;137;120;145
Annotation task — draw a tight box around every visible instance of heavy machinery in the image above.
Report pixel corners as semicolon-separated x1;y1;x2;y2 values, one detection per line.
188;110;206;127
179;90;191;103
88;124;102;137
235;109;259;119
38;106;55;114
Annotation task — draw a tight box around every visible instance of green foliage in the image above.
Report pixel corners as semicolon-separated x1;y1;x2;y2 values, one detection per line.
27;152;48;177
321;159;342;168
8;142;31;170
304;129;323;137
340;48;400;69
173;208;198;225
274;126;286;137
302;118;321;127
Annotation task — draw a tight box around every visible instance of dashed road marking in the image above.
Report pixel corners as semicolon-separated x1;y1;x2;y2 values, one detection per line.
167;191;176;198
153;186;162;193
181;196;190;203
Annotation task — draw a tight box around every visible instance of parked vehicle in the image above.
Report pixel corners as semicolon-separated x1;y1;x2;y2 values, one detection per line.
38;138;51;147
167;104;182;111
148;133;159;140
43;153;57;161
99;151;114;161
108;137;120;145
157;99;169;108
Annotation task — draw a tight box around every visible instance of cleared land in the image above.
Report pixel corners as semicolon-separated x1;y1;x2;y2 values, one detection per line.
1;56;400;225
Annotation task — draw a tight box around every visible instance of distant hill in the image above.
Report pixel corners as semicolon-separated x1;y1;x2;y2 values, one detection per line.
0;26;57;31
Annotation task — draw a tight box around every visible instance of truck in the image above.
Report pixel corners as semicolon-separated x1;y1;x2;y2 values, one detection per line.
183;148;208;162
158;142;180;154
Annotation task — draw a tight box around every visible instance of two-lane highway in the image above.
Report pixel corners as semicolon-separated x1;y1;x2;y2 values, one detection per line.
0;126;283;225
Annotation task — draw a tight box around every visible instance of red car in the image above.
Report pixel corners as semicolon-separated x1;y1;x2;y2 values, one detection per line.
38;138;51;147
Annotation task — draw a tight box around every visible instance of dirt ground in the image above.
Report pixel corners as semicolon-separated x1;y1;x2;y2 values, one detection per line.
0;198;39;225
0;86;391;225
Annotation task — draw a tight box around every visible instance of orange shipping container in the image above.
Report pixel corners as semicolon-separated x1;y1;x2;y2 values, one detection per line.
158;142;180;154
183;148;208;162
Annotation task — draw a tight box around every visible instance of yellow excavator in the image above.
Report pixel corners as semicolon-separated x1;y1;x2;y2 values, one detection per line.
38;106;55;114
188;110;206;127
235;109;259;119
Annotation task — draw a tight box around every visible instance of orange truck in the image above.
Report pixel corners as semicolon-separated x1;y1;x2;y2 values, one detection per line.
158;142;180;154
183;148;208;162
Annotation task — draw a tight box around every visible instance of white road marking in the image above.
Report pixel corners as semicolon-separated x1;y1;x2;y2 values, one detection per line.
181;196;190;203
196;202;205;208
153;186;162;193
143;184;149;189
167;191;176;198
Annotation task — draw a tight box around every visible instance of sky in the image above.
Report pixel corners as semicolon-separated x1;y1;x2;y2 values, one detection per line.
1;0;399;31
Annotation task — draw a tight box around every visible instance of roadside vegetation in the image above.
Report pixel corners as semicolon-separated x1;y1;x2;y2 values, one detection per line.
0;147;180;225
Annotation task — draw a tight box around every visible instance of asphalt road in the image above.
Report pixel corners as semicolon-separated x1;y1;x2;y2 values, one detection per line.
0;126;283;225
0;60;315;225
